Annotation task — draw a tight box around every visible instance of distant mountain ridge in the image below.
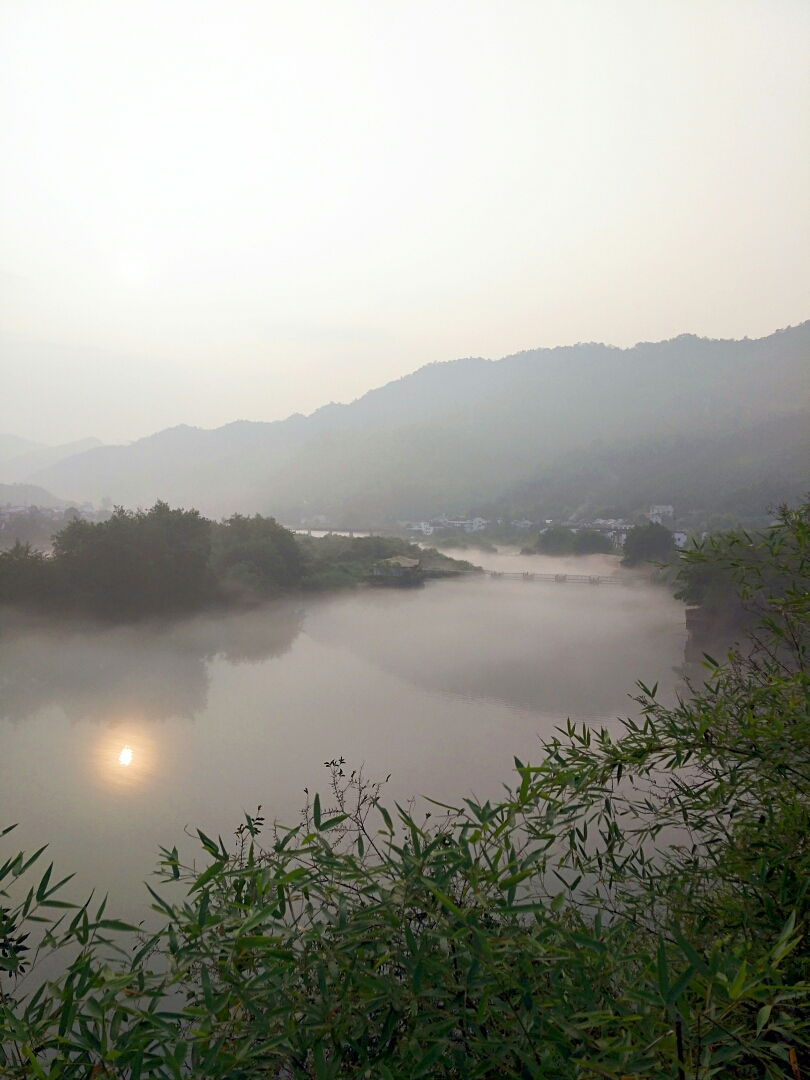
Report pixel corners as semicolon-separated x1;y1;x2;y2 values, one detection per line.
14;322;810;522
0;435;43;466
0;483;68;509
0;437;103;484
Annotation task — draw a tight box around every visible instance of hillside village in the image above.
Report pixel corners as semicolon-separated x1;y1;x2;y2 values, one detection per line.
1;497;694;554
399;505;690;550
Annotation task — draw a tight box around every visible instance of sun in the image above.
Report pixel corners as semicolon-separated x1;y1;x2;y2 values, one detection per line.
119;745;133;767
116;252;149;284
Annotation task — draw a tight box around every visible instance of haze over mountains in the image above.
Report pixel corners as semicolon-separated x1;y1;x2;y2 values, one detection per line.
0;437;103;484
3;324;809;527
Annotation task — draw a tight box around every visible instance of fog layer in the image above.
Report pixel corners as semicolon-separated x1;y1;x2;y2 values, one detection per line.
0;559;684;917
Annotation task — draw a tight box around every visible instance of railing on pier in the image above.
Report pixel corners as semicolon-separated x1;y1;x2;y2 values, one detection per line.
485;570;623;585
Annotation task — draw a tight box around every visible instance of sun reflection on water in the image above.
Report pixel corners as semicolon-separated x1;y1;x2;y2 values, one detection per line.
93;725;156;789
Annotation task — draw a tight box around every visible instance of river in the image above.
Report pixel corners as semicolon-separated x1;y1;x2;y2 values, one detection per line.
0;549;686;919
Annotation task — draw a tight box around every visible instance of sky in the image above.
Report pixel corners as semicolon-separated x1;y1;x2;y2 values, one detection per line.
1;1;809;446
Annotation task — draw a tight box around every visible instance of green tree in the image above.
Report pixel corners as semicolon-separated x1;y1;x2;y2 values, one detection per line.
0;541;48;606
210;513;307;599
536;523;575;554
621;519;675;565
51;501;214;617
572;528;613;555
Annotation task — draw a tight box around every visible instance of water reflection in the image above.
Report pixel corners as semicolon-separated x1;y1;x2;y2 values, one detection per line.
93;725;157;790
0;566;686;919
305;566;686;718
0;602;304;724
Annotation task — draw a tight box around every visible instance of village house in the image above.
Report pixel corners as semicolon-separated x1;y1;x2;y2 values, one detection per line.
372;556;423;586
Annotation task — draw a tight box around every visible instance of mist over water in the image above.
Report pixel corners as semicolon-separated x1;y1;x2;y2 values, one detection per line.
0;553;685;919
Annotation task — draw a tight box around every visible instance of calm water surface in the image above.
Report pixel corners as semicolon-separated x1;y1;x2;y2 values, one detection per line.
0;551;686;918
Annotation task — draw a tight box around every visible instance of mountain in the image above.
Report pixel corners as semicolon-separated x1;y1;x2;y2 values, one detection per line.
485;410;810;529
23;322;810;523
0;437;103;484
0;483;68;509
0;435;44;466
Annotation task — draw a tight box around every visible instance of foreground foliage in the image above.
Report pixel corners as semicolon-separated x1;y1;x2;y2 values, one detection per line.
2;499;810;1077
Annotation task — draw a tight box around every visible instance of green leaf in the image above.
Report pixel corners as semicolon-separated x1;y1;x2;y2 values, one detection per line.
237;905;278;936
673;926;710;978
22;1045;47;1080
318;813;349;831
96;918;139;933
728;960;747;1001
377;804;394;834
413;1040;447;1076
666;965;696;1007
35;863;53;902
145;882;175;916
197;889;210;929
190;859;226;893
196;829;221;857
313;1041;327;1080
657;936;670;1001
14;845;47;878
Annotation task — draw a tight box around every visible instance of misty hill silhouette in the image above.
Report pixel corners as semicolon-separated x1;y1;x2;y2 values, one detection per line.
0;483;68;509
16;323;810;522
0;437;102;484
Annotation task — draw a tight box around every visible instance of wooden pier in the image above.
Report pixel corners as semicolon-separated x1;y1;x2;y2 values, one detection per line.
483;570;623;585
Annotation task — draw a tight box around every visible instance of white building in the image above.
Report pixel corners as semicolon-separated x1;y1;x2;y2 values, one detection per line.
608;529;629;547
648;504;675;524
467;517;488;532
673;530;689;549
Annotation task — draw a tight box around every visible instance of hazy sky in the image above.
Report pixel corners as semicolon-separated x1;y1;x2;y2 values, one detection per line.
2;1;809;445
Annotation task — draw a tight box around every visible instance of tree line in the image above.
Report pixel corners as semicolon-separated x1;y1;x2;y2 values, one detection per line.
522;520;675;563
0;503;472;619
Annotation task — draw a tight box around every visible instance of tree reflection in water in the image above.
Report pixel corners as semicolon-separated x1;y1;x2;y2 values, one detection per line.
0;602;304;724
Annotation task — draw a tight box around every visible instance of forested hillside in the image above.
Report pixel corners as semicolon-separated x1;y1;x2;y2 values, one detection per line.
15;322;810;523
484;409;810;529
